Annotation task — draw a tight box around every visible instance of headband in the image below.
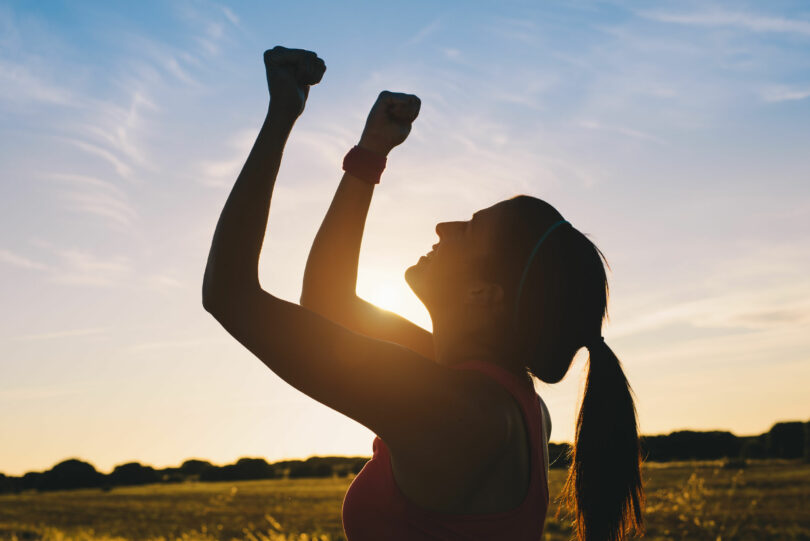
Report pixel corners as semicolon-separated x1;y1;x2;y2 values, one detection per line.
513;219;571;324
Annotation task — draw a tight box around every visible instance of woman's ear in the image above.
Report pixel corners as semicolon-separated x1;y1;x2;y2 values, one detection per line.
465;280;504;308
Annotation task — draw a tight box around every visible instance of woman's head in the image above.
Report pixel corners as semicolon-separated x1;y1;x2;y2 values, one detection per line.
405;194;607;383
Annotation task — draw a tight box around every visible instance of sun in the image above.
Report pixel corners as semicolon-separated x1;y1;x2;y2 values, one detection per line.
365;282;407;314
356;270;432;330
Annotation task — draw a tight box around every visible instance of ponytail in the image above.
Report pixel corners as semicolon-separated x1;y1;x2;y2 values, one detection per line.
490;194;646;539
558;340;645;541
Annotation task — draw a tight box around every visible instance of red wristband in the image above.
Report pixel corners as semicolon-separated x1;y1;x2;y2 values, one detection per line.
343;145;387;185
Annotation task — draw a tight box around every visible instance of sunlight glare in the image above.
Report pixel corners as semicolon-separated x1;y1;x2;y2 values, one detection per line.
366;281;406;314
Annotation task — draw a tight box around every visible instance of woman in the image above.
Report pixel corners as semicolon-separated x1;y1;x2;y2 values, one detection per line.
203;46;645;541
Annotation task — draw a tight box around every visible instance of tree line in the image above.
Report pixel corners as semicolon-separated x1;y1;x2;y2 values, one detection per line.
1;420;807;494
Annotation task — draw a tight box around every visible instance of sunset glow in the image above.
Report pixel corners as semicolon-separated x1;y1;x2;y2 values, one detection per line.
1;0;809;477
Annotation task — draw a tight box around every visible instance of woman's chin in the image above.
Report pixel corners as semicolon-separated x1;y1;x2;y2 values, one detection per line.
404;266;430;308
404;261;428;292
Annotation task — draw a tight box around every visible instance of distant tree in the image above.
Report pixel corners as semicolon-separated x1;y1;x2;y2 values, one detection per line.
158;467;184;483
804;422;810;463
108;462;160;486
330;458;367;476
287;460;313;479
233;457;276;479
305;457;334;477
180;459;214;476
277;457;338;478
350;459;368;475
39;459;103;491
641;431;740;461
311;463;333;478
198;466;225;482
197;459;274;482
548;443;572;469
767;422;804;459
220;464;240;480
740;436;767;459
0;473;18;494
21;471;44;491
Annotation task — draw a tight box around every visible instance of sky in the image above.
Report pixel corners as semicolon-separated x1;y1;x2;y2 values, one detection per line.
1;0;809;477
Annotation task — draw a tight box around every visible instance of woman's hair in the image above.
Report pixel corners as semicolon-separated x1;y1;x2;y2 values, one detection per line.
485;195;645;541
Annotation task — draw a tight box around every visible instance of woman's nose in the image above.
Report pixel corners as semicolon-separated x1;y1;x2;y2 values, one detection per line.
435;221;460;239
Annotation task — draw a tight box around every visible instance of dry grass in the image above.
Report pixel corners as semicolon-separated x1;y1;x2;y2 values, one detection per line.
0;460;807;540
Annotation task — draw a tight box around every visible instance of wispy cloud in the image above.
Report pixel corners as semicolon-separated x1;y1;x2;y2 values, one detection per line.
196;128;257;187
221;6;239;27
579;120;667;144
613;245;810;341
173;0;240;57
62;138;133;179
45;173;138;230
144;273;187;290
51;249;133;287
0;58;74;106
405;18;442;45
484;17;540;45
77;91;159;170
127;36;202;87
760;85;810;102
0;249;48;271
13;327;107;341
124;337;228;353
639;10;810;36
442;48;461;60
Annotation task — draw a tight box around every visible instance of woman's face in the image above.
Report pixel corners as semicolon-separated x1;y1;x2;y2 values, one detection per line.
405;201;507;313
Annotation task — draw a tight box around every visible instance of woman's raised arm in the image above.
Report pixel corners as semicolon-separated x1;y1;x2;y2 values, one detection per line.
301;92;435;359
203;46;324;301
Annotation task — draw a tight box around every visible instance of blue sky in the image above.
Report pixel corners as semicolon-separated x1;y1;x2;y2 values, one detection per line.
1;0;809;476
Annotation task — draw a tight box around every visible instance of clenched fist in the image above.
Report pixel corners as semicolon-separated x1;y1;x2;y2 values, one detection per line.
264;46;326;123
359;91;421;155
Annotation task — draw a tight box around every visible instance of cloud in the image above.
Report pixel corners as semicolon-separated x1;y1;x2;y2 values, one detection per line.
0;58;74;106
760;85;810;103
221;6;239;27
442;48;461;60
51;249;133;287
579;120;667;144
63;138;133;179
0;249;48;271
45;173;138;230
83;91;159;168
124;337;228;353
405;18;442;45
173;0;240;57
639;10;810;36
145;274;186;289
196;128;257;187
483;17;541;45
13;327;107;341
612;243;810;341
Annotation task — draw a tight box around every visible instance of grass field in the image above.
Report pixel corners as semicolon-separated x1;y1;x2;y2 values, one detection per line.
1;459;807;540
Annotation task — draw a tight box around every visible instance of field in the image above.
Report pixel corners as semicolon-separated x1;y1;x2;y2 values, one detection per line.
0;460;807;540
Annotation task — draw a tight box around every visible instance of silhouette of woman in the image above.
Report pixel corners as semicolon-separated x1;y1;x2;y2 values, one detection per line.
203;46;645;541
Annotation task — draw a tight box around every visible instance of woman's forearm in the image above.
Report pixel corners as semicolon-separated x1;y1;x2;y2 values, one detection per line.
301;168;376;307
203;107;294;305
300;91;419;310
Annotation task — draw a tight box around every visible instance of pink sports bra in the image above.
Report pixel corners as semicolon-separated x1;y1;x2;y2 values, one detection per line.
342;359;550;540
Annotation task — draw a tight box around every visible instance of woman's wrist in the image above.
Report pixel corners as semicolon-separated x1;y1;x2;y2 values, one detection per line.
357;137;390;157
267;102;298;133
